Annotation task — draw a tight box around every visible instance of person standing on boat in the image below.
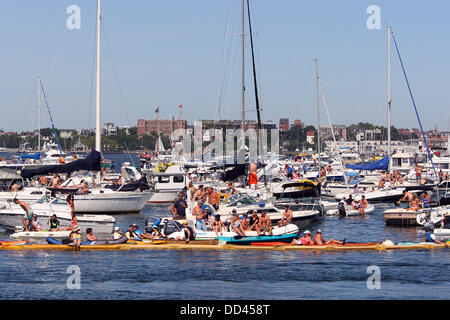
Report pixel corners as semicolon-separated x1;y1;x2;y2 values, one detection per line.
193;201;207;231
208;188;220;210
248;162;258;188
14;198;37;232
171;193;187;220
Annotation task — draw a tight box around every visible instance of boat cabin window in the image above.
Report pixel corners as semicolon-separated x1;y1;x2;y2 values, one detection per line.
228;194;258;207
30;191;44;195
157;176;170;183
36;196;51;203
51;198;70;205
173;175;184;183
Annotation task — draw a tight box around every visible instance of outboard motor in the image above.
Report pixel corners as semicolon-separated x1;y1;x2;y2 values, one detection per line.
338;201;346;217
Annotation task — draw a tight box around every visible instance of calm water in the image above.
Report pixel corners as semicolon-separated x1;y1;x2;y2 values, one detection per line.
0;153;448;300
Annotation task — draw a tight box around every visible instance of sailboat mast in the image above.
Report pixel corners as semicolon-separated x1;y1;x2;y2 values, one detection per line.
37;77;41;153
240;0;245;150
314;59;321;173
156;105;160;153
95;0;101;153
387;25;392;168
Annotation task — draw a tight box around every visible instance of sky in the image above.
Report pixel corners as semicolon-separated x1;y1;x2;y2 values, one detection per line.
0;0;449;133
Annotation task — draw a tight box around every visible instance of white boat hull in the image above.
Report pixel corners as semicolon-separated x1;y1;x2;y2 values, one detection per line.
326;203;375;216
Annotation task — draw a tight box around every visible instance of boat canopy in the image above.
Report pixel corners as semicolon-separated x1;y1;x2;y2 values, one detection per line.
21;152;40;160
21;150;101;179
345;156;389;171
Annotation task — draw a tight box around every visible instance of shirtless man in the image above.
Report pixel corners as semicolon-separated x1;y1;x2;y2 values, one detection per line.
313;229;344;245
11;182;19;192
194;186;206;202
50;173;60;188
14;198;37;231
248;162;258;188
278;205;293;227
192;201;207;231
399;190;414;203
208;188;220;210
358;195;368;216
259;211;272;236
39;175;47;186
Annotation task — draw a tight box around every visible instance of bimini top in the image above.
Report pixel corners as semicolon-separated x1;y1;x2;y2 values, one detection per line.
345;156;389;171
21;150;101;179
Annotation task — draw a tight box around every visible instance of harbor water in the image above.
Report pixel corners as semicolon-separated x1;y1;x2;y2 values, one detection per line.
0;154;448;300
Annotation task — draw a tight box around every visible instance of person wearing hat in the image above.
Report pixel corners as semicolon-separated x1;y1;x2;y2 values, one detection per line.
112;226;123;240
313;229;344;245
291;230;312;245
69;226;82;250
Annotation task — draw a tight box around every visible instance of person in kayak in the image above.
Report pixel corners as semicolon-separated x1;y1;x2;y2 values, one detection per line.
278;205;293;227
85;228;97;242
14;198;37;232
425;226;446;245
133;224;152;239
70;226;82;250
313;229;344;245
48;214;60;231
260;211;272;236
125;225;140;240
112;226;123;240
291;230;312;245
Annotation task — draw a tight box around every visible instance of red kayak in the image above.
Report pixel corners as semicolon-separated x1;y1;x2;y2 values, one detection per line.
251;242;380;247
0;240;28;246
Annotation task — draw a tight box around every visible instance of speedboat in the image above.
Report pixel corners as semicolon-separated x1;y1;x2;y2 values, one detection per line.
0;196;115;233
326;203;375;216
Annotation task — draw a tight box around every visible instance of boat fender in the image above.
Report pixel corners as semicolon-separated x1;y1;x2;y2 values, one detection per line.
218;193;228;202
382;239;395;247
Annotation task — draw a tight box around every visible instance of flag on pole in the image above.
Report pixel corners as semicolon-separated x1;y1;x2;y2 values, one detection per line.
155;107;160;113
178;104;183;108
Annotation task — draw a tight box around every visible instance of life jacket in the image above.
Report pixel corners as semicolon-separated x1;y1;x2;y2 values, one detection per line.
425;231;435;242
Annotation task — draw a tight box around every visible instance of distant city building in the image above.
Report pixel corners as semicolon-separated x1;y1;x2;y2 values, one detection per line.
103;122;118;136
279;118;289;132
319;125;346;141
292;120;304;128
137;119;187;136
356;129;382;142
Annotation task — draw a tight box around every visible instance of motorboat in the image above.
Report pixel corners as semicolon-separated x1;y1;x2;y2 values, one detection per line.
0;196;115;233
326;203;375;216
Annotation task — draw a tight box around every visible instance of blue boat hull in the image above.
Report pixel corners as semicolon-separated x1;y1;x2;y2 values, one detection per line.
218;233;297;245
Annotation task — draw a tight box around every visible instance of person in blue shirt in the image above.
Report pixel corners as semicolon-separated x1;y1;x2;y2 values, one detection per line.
425;226;446;245
133;224;152;239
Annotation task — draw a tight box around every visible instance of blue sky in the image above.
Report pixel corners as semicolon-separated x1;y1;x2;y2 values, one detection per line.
0;0;449;132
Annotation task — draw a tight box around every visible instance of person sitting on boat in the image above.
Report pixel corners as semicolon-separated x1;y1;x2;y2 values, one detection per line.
14;198;37;232
327;164;333;173
410;193;420;212
345;195;354;206
240;213;250;230
358;195;368;216
424;226;446;245
422;193;431;208
291;230;312;245
211;214;226;237
85;228;97;242
378;178;385;189
292;170;300;180
48;214;60;231
64;211;78;231
30;213;42;231
193;201;207;231
182;221;196;243
230;212;245;237
396;172;404;185
70;226;82;250
259;211;272;236
39;175;48;186
313;229;344;245
112;226;123;240
248;210;261;235
81;182;89;195
419;176;427;186
278;205;293;227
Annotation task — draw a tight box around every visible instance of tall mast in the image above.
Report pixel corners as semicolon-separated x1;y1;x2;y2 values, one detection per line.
240;0;245;150
95;0;101;153
314;59;321;173
156;105;160;153
37;77;41;153
387;26;392;168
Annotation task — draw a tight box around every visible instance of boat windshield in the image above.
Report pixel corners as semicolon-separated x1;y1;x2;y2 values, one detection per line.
227;194;258;207
36;196;52;204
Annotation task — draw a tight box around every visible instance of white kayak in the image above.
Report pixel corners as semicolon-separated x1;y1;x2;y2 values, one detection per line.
10;230;72;240
326;203;375;216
